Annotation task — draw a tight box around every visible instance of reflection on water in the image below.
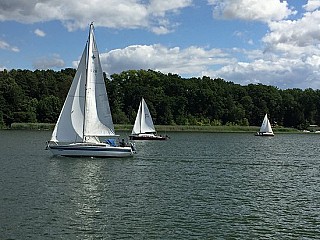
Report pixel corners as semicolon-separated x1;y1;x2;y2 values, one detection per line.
0;131;320;239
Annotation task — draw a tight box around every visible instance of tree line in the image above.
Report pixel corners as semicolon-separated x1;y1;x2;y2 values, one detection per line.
0;68;319;129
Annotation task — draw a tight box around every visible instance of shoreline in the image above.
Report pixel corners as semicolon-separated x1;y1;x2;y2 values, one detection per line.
7;122;300;133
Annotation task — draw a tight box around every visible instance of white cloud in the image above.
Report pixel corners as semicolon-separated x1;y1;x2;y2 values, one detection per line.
208;0;296;22
33;54;65;69
149;18;176;34
0;39;19;52
211;57;317;89
304;0;320;12
151;25;172;35
34;28;46;37
99;44;231;76
148;0;192;17
0;0;192;33
205;37;320;89
263;10;320;55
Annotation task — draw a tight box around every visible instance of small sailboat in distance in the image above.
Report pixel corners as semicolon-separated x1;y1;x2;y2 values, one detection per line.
129;98;169;140
255;113;274;136
47;23;135;157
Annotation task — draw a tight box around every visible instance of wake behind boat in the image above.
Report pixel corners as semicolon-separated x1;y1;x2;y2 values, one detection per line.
255;113;274;136
47;23;135;157
129;98;169;140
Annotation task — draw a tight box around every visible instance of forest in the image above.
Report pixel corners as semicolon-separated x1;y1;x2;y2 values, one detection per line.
0;68;320;130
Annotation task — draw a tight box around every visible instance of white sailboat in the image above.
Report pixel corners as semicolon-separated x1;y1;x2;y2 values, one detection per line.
255;113;274;136
47;23;135;157
129;98;169;140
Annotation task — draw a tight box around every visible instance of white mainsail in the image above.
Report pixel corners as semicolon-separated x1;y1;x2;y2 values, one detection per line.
260;114;273;133
131;98;156;135
50;23;115;143
83;24;115;140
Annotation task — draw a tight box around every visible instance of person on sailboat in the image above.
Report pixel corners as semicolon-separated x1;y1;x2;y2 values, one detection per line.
120;138;126;147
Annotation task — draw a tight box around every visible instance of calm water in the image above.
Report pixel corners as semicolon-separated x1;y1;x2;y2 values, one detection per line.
0;130;319;239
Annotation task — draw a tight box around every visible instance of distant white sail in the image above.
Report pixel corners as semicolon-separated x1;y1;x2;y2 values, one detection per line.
259;114;273;134
132;98;156;135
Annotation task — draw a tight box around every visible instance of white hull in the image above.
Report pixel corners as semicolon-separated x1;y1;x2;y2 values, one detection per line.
48;143;134;158
129;133;169;140
255;132;274;136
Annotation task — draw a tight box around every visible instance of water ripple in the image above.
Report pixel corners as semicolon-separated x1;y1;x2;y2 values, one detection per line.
0;131;320;239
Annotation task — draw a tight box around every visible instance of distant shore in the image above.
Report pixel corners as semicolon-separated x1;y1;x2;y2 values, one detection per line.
7;122;300;133
115;124;299;133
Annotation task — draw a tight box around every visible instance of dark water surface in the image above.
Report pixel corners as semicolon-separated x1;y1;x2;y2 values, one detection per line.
0;130;319;239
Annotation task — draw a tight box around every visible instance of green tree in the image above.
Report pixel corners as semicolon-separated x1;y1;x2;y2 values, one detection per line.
37;96;61;123
0;111;4;129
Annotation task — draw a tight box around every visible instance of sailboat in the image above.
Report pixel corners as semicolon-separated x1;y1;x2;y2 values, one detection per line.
47;23;135;157
129;98;169;140
255;113;274;136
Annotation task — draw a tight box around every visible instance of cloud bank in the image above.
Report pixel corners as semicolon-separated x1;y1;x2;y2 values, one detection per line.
100;44;230;76
1;0;320;89
0;0;192;33
208;0;295;22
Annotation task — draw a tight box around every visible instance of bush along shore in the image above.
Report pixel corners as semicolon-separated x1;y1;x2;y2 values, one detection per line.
8;122;299;133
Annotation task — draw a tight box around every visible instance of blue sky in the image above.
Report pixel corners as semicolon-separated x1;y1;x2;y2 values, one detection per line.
1;0;320;89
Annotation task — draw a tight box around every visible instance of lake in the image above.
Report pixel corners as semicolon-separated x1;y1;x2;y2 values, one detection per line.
0;130;319;239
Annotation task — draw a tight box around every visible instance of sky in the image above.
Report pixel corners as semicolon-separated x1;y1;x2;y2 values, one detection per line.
1;0;320;89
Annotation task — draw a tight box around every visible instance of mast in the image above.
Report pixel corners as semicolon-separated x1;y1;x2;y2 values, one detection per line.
82;22;94;142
